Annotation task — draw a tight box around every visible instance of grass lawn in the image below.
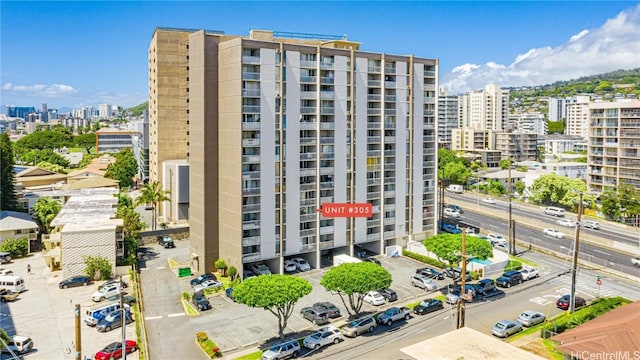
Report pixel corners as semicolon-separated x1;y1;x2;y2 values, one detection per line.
233;351;263;360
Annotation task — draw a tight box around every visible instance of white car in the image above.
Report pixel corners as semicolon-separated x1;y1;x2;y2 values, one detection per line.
556;219;576;227
443;208;461;218
494;241;510;253
482;197;496;204
520;267;539;281
92;284;121;302
363;291;386;306
284;260;297;272
543;228;565;239
487;233;506;245
192;279;223;293
291;257;311;272
303;326;344;350
582;220;601;230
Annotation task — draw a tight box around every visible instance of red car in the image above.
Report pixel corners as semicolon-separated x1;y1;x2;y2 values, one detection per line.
94;340;138;360
556;295;586;310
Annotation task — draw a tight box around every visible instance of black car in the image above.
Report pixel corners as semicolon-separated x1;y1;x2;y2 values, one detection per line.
413;298;443;315
59;275;92;289
192;293;212;311
377;288;398;302
313;302;341;318
190;274;217;287
416;267;445;280
496;270;524;288
300;307;329;325
470;279;497;295
157;235;175;249
364;257;381;266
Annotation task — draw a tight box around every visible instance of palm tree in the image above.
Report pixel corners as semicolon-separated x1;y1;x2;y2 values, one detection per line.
134;181;170;230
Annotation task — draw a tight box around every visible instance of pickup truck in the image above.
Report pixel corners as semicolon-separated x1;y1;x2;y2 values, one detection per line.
376;306;411;326
0;289;20;302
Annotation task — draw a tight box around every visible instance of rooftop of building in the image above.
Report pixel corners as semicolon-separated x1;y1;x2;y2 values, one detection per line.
0;210;38;231
51;192;120;228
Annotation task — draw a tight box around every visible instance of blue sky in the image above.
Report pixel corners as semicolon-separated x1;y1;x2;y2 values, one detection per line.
1;1;639;110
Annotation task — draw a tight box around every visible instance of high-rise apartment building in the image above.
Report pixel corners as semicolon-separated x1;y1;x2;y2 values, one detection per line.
438;89;459;149
458;84;509;131
495;132;538;162
565;95;591;138
587;99;640;194
151;28;439;274
548;97;566;122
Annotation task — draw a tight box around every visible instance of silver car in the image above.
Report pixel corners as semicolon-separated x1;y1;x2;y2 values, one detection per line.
411;274;437;291
517;310;546;327
491;319;522;338
341;316;377;338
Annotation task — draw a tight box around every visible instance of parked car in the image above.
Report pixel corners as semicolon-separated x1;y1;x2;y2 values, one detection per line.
413;298;443;315
543;228;566;239
98;279;128;290
494;241;511;253
251;263;272;276
291;258;311;272
92;283;122;302
556;295;587;310
192;279;223;293
300;307;329;325
377;306;411;326
411;274;437;291
445;267;471;282
1;335;33;355
443;208;461;218
341;316;377;337
491;320;522;338
59;275;92;289
482;197;496;204
445;204;464;214
303;326;344;350
96;310;134;332
364;257;381;266
0;269;13;276
313;302;341;318
261;340;300;360
487;233;506;245
363;291;386;306
283;260;297;272
192;292;212;311
416;267;445;280
446;284;477;304
94;340;138;360
556;219;576;227
157;235;175;248
190;274;217;287
377;288;398;302
442;223;462;234
496;270;523;288
582;220;601;230
517;310;546;327
105;293;137;306
520;267;539;281
0;288;20;302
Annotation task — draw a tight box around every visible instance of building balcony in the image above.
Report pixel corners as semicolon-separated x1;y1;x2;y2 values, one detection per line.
242;220;261;230
242;138;260;146
320;91;335;100
242;55;261;64
300;168;316;176
300;107;317;114
384;109;396;115
319;167;334;175
242;203;260;212
367;122;381;129
300;91;316;99
300;60;317;68
368;80;382;87
242;89;261;97
368;94;382;101
424;70;436;77
300;228;316;237
242;171;261;180
320;62;334;70
242;236;261;247
319;240;334;249
300;76;317;83
367;108;381;115
319;226;334;235
243;105;261;113
242;72;260;81
384;136;396;142
367;233;380;241
368;136;381;143
319;122;334;130
301;152;316;159
320;77;334;85
367;178;381;185
300;122;316;130
383;230;395;239
242;253;261;262
242;155;260;163
368;65;381;73
243;122;261;130
384;81;396;88
300;137;316;145
319;182;334;189
242;188;261;196
320;106;334;115
300;243;316;252
423;96;436;103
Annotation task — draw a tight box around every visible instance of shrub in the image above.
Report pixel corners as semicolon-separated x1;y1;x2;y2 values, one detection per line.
470;270;480;280
214;259;227;276
0;237;29;258
196;331;221;358
228;266;238;280
402;249;447;269
182;292;191;300
83;255;112;280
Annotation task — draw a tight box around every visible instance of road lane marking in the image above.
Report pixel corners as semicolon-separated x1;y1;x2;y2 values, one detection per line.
592;249;610;256
145;315;162;320
168;312;185;318
156;266;166;270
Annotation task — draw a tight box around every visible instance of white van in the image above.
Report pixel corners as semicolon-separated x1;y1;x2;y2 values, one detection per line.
543;206;565;217
85;301;129;326
446;184;464;194
0;276;26;292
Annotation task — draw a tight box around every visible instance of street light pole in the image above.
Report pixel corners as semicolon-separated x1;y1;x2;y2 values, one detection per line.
569;192;583;314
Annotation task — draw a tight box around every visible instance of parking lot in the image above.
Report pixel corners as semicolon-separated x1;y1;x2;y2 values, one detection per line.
0;253;136;360
140;240;459;359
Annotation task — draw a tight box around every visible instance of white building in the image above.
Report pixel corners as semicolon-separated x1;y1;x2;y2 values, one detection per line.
458;84;509;131
565;95;591;138
98;104;113;118
543;135;585;155
438;89;459;149
548;97;566;122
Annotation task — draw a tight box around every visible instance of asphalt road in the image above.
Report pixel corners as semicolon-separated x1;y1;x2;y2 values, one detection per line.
443;192;640;277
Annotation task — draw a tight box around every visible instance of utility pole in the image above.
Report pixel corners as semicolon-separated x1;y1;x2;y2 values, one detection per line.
74;304;81;360
456;231;467;329
508;162;516;256
120;276;127;360
570;192;583;314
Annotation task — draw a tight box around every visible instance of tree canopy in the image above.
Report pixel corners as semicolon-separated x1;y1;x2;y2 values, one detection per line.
32;197;61;233
104;148;138;189
601;185;640;221
422;233;493;270
320;262;392;317
0;133;18;211
528;174;596;211
233;274;312;339
134;181;170;230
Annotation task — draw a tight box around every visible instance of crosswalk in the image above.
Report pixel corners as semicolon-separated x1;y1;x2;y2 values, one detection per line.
529;276;619;306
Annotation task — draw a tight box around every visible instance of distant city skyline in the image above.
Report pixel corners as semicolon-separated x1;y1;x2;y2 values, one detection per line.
1;1;639;110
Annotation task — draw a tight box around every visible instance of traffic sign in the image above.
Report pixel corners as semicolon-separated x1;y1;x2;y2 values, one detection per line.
596;279;602;286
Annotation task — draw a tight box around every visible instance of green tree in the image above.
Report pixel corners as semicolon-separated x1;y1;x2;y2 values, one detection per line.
19;149;70;168
443;161;471;186
0;237;29;258
601;185;640;221
0;133;19;211
233;274;312;339
115;193;143;264
78;153;99;168
529;174;595;210
14;130;72;154
488;180;506;196
422;234;493;274
35;161;67;174
228;266;238;281
32;197;61;233
0;327;10;352
215;259;228;276
134;181;170;230
72;133;96;154
104;148;138;189
438;148;460;171
514;180;526;197
499;159;512;170
83;255;112;280
320;262;392;318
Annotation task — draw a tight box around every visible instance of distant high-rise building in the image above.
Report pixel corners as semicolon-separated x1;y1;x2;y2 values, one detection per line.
98;104;113;118
511;112;547;135
5;106;36;119
587;99;640;194
565;95;590;138
438;89;459;149
458;84;509;131
548;97;566;122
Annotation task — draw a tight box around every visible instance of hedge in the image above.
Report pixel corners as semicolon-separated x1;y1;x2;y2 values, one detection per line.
402;249;447;269
196;331;221;358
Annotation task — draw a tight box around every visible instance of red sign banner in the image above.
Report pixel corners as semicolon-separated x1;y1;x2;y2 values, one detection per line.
319;203;373;218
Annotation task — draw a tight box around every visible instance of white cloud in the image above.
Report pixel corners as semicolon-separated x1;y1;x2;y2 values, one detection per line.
2;82;78;98
441;4;640;94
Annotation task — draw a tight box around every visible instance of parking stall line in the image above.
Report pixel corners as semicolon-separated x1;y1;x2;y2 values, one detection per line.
145;315;162;321
168;312;185;317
